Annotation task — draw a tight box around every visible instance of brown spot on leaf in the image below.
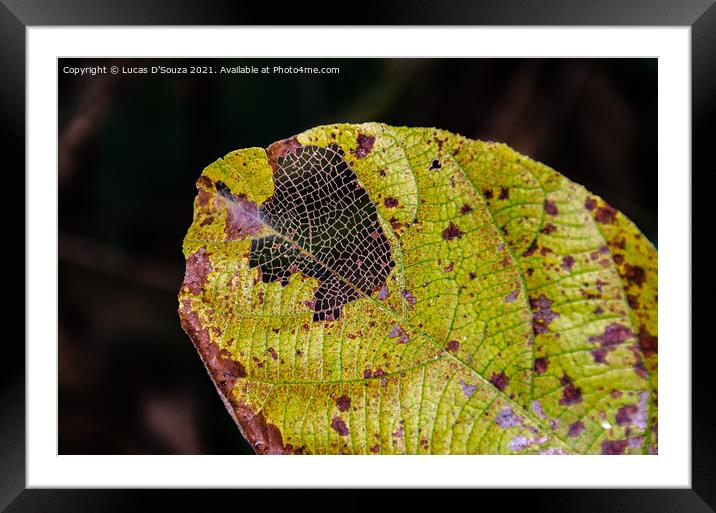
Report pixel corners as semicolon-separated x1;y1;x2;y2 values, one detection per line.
429;158;441;170
442;222;462;241
196;174;213;190
581;289;600;300
446;340;460;352
215;347;245;381
595;205;617;224
483;189;493;199
490;371;509;392
523;240;538;257
443;262;454;273
182;247;212;295
388;324;409;344
530;294;560;334
544;200;558;216
459;380;478;397
589;323;633;363
336;395;351;412
384;196;399;208
351;133;375;159
401;290;417;306
589;323;633;346
611;237;626;250
632;352;649;379
233;403;294;454
601;439;629;455
460;204;473;215
638;326;658;357
558;373;583;405
616;405;639;426
499;187;509;200
217;184;264;240
180;304;217;377
584;197;597;210
567;421;585;438
267;347;278;360
623;264;646;287
591;347;609;364
505;289;520;303
197;187;212;208
330;416;350;436
561;255;575;271
534;357;549;375
494;405;523;428
541;223;557;235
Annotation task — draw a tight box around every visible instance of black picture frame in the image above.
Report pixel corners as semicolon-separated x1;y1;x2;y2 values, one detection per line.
1;1;713;511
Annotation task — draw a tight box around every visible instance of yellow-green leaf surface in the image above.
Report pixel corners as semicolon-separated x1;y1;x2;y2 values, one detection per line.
178;123;658;455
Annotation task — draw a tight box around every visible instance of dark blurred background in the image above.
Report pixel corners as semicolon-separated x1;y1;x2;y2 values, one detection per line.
58;58;657;455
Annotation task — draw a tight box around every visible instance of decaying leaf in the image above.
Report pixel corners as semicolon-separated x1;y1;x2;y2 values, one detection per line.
178;123;657;455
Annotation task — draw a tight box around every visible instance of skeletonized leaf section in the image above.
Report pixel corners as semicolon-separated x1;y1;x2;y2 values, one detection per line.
249;143;395;321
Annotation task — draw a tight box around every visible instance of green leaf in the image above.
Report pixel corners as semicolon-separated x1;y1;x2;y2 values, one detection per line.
178;123;658;455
